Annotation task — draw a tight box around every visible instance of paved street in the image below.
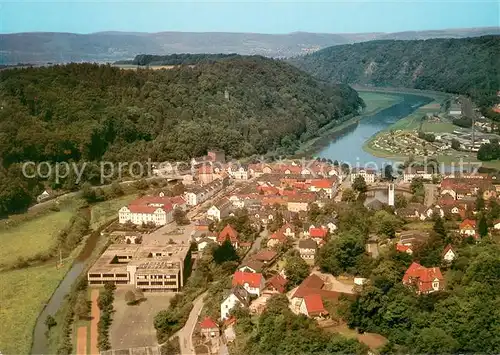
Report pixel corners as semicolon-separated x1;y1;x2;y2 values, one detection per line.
177;292;207;355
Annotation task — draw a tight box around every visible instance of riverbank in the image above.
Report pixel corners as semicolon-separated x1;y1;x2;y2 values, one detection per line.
296;91;404;156
362;90;500;170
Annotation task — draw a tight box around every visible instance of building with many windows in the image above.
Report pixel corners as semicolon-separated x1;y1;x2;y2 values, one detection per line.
118;196;177;226
87;244;191;292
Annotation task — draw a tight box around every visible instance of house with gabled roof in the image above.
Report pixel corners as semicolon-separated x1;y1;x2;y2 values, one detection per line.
442;244;457;262
299;294;329;319
220;285;251;320
298;239;317;261
238;260;264;274
232;271;265;296
217;224;239;248
402;262;444;294
199;317;219;338
207;198;233;221
459;219;477;238
264;274;288;294
267;229;287;248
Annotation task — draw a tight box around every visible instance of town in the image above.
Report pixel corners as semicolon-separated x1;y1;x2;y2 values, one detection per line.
75;149;500;355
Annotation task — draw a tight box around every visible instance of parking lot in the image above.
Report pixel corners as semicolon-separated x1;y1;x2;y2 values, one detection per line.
110;287;174;350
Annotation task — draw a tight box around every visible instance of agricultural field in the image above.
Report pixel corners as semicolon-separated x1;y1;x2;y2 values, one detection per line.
0;200;79;268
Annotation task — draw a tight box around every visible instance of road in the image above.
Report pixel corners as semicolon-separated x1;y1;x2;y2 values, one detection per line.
424;183;437;207
177;292;207;355
244;227;268;261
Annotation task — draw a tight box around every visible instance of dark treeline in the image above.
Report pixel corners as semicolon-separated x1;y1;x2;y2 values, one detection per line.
0;56;363;216
290;36;500;116
116;53;239;66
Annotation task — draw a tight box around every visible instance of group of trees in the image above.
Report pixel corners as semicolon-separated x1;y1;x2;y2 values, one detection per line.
417;131;435;143
232;294;367;355
291;35;500;115
97;282;116;351
347;241;500;353
0;57;363;216
477;139;500;161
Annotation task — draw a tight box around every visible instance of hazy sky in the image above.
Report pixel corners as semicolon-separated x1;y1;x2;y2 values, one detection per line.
1;0;498;34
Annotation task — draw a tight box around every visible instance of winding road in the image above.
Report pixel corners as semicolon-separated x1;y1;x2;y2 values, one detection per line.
177;292;207;355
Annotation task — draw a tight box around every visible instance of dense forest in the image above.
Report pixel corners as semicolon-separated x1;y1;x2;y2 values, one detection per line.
116;53;239;66
0;56;363;216
290;36;500;112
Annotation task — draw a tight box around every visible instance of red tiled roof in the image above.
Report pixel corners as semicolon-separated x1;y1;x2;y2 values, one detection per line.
310;179;333;189
309;227;327;238
269;230;287;242
402;262;444;293
252;250;278;262
232;271;263;288
303;294;328;316
199;317;218;329
396;244;412;253
127;202;173;214
265;274;288;293
218;224;239;243
459;219;476;229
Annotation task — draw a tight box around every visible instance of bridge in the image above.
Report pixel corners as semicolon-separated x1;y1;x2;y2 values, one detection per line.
366;183;412;194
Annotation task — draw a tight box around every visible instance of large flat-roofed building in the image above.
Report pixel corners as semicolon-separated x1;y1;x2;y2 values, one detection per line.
87;244;191;292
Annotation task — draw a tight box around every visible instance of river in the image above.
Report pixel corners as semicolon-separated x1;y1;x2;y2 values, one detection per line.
317;93;432;167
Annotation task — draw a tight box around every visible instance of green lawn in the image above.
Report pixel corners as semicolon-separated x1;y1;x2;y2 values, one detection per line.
90;194;137;228
0;261;73;355
0;202;79;267
359;91;404;116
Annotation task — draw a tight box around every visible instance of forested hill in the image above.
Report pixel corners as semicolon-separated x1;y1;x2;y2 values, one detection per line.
0;55;363;216
290;36;500;109
115;53;239;66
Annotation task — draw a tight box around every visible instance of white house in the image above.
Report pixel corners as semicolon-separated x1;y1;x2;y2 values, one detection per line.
183;179;225;206
231;271;265;296
228;165;249;180
350;168;376;183
442;244;457;262
220;285;251;320
207;198;232;221
403;167;434;183
118;196;174;226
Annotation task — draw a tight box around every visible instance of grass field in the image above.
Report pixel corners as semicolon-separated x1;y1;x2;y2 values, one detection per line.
358;91;404;116
0;201;79;268
0;260;73;355
90;194;137;228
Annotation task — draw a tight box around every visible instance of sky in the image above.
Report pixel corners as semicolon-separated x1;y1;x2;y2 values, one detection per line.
0;0;498;34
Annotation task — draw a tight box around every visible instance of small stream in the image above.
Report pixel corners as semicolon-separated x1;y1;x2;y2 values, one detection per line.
31;223;107;354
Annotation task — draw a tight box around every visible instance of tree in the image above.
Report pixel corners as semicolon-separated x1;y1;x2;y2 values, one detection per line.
384;165;394;181
451;139;461;151
371;210;403;238
394;194;408;209
110;181;124;197
284;255;310;288
476;193;485;212
74;292;90;319
212;240;239;264
433;216;446;237
352;175;367;193
135;288;144;301
81;182;97;203
125;290;137;305
412;327;458;354
341;188;356;202
410;177;424;195
45;314;57;329
173;208;189;225
478;213;488;238
317;230;366;275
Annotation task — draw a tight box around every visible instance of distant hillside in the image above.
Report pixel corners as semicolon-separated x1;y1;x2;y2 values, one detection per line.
1;27;498;64
115;53;240;66
0;55;362;215
290;35;500;109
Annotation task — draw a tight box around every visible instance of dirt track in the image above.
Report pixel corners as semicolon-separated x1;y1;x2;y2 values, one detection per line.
76;326;88;355
90;289;100;354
